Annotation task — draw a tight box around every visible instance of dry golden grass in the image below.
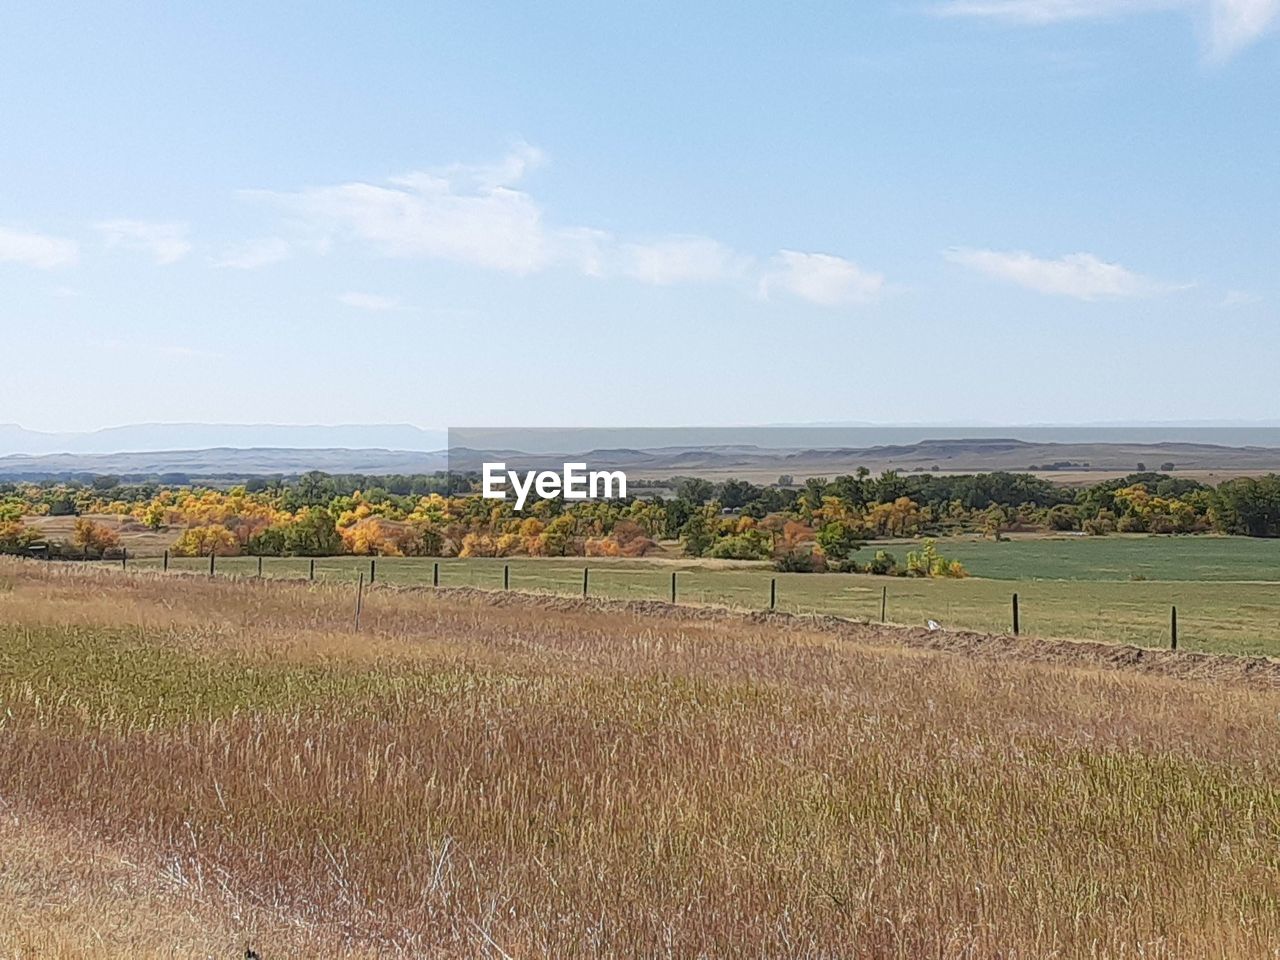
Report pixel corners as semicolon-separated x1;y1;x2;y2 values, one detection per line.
2;558;1279;958
24;513;176;556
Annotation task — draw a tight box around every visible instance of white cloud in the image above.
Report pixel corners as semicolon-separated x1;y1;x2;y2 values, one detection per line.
0;225;78;269
946;247;1180;299
1208;0;1280;57
95;219;191;265
759;251;886;306
622;236;750;285
245;145;887;307
933;0;1279;58
338;291;402;311
212;237;292;269
251;143;572;275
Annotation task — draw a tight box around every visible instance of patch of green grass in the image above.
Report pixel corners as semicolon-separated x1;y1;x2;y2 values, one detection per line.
113;553;1280;657
881;535;1280;582
0;623;494;722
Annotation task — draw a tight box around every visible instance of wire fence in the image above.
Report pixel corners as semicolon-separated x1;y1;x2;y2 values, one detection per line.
55;550;1280;656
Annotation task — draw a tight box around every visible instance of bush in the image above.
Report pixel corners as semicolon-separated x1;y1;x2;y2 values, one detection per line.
71;518;121;558
867;550;898;576
708;531;773;561
1117;514;1146;533
1045;505;1079;531
0;520;39;555
774;548;824;573
904;539;968;579
1083;510;1117;536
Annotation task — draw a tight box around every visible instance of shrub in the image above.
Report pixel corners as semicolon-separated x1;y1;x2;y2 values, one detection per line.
247;526;288;556
1083;510;1117;536
708;530;772;561
1117;514;1146;534
905;539;967;578
71;518;121;558
774;548;824;573
1046;505;1079;531
0;520;39;555
867;550;898;576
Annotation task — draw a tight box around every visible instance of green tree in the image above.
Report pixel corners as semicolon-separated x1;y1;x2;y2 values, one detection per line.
283;508;343;555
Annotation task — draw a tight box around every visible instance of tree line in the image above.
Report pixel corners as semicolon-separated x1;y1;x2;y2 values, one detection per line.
3;469;1279;575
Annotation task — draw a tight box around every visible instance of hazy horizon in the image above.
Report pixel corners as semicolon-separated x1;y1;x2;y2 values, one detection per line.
8;420;1280;458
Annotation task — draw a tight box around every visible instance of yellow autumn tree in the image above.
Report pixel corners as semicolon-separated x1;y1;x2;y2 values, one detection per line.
172;524;240;557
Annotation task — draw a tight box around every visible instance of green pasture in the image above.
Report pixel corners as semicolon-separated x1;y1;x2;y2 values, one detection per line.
119;542;1280;657
879;534;1280;582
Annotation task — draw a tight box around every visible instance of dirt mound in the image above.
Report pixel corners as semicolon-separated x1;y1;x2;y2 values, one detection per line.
404;584;1280;689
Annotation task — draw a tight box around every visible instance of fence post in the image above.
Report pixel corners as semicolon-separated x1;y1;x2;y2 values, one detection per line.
209;551;215;577
583;567;589;598
504;563;510;590
770;577;776;611
671;571;677;604
257;555;263;578
433;561;439;587
1171;606;1178;651
163;549;169;572
1012;593;1020;636
121;547;127;570
354;572;365;632
881;585;887;624
309;558;315;581
369;558;376;584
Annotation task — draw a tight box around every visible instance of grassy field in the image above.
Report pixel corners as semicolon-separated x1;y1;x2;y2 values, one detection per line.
120;547;1280;656
2;560;1279;958
882;534;1280;581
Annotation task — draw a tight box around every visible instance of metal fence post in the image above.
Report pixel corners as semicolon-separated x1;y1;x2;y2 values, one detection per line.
770;577;776;610
209;551;215;577
257;555;263;578
354;572;364;632
671;571;677;604
163;549;169;572
369;558;376;583
1171;606;1178;650
121;548;127;570
309;558;315;581
1012;593;1020;636
504;563;510;590
881;585;887;623
583;567;589;598
433;561;439;587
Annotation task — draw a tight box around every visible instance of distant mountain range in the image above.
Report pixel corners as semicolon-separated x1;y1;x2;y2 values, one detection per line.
4;434;1280;481
0;423;447;455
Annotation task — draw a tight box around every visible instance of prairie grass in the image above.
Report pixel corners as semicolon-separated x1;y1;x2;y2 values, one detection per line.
1;559;1279;958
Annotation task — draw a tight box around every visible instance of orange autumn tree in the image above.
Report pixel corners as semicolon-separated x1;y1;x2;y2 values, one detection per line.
72;518;121;556
341;517;417;556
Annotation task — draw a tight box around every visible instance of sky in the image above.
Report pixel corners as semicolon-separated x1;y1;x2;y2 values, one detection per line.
1;0;1277;433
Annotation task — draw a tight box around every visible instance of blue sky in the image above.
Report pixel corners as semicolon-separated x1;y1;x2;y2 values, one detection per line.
1;1;1276;432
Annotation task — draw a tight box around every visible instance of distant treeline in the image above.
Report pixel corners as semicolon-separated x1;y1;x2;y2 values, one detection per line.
3;470;1279;574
